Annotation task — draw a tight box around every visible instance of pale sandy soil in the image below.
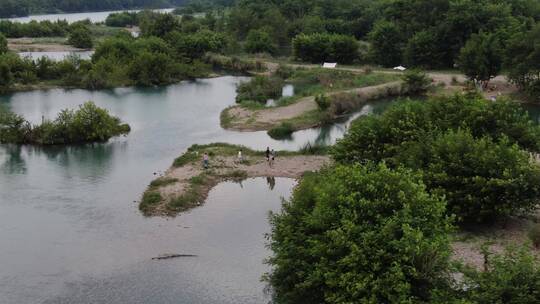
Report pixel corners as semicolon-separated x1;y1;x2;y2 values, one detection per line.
223;81;403;131
147;154;331;216
8;38;83;52
452;215;540;269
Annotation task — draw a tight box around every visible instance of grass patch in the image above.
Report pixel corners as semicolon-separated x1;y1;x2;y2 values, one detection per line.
239;100;267;110
285;68;399;97
140;191;162;213
220;107;234;129
173;150;200;167
149;177;178;188
221;170;248;180
268;122;294;139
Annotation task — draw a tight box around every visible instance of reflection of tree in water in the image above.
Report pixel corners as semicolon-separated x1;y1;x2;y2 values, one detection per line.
0;144;27;174
266;176;275;190
28;141;127;181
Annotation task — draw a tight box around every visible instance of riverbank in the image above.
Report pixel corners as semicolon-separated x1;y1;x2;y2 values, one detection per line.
8;37;83;52
221;80;403;132
139;143;330;216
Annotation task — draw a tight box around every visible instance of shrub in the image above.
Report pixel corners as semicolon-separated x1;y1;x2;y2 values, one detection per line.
314;94;330;110
292;33;359;64
528;223;540;248
267;164;452;303
401;69;432;95
150;177;179;188
140;191;162;212
267;122;294;139
236;76;284;103
1;101;130;145
0;105;31;143
68;25;93;49
396;130;540;223
245;29;276;54
0;33;7;54
458;246;540;303
332;95;540;164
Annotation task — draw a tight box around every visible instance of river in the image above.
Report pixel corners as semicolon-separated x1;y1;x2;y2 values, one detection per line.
0;76;394;304
4;8;175;24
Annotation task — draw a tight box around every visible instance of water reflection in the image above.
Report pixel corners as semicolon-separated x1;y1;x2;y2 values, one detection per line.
266;176;276;190
0;145;27;174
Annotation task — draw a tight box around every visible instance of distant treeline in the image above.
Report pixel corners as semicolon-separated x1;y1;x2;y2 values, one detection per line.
0;0;188;18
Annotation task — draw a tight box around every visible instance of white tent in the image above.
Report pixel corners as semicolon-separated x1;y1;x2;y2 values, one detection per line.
322;62;337;69
393;65;407;71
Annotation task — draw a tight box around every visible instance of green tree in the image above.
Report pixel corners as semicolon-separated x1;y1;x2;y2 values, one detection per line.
0;61;13;91
68;25;93;49
292;33;358;64
140;13;179;38
244;29;276;54
0;33;8;54
458;31;503;89
396;130;540;223
128;51;178;86
403;29;443;68
505;24;540;99
458;246;540;303
267;164;452;303
401;69;432;95
368;20;403;67
332;95;540;164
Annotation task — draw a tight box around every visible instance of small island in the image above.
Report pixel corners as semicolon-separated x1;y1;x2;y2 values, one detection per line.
0;101;130;144
139;143;330;216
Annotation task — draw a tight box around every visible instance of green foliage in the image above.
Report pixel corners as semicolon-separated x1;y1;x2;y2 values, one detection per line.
458;31;504;86
332;95;540;164
0;20;69;38
149;177;178;188
0;105;31;143
368;20;404;67
404;29;444;68
105;11;139;27
165;30;226;60
68;25;93;49
314;94;330;110
267;164;452;303
333;95;540;223
0;33;8;54
529;223;540;248
396;130;540;223
458;246;540;303
292;33;359;64
505;24;540;100
401;69;432;95
245;29;276;54
140;12;179;38
236;76;283;104
267;122;294;139
0;101;130;145
140;191;162;213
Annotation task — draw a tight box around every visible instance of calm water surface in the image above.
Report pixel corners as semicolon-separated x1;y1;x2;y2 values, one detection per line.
18;51;94;61
0;76;394;304
4;9;174;23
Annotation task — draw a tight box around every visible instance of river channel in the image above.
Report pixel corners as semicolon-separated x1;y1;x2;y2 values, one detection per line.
0;76;395;303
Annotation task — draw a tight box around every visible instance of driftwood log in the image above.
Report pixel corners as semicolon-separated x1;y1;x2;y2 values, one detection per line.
152;253;198;260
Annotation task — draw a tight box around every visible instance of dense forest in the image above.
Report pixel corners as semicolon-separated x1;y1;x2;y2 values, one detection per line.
0;0;188;18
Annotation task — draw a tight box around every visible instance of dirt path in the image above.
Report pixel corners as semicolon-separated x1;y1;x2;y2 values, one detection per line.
223;81;403;131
